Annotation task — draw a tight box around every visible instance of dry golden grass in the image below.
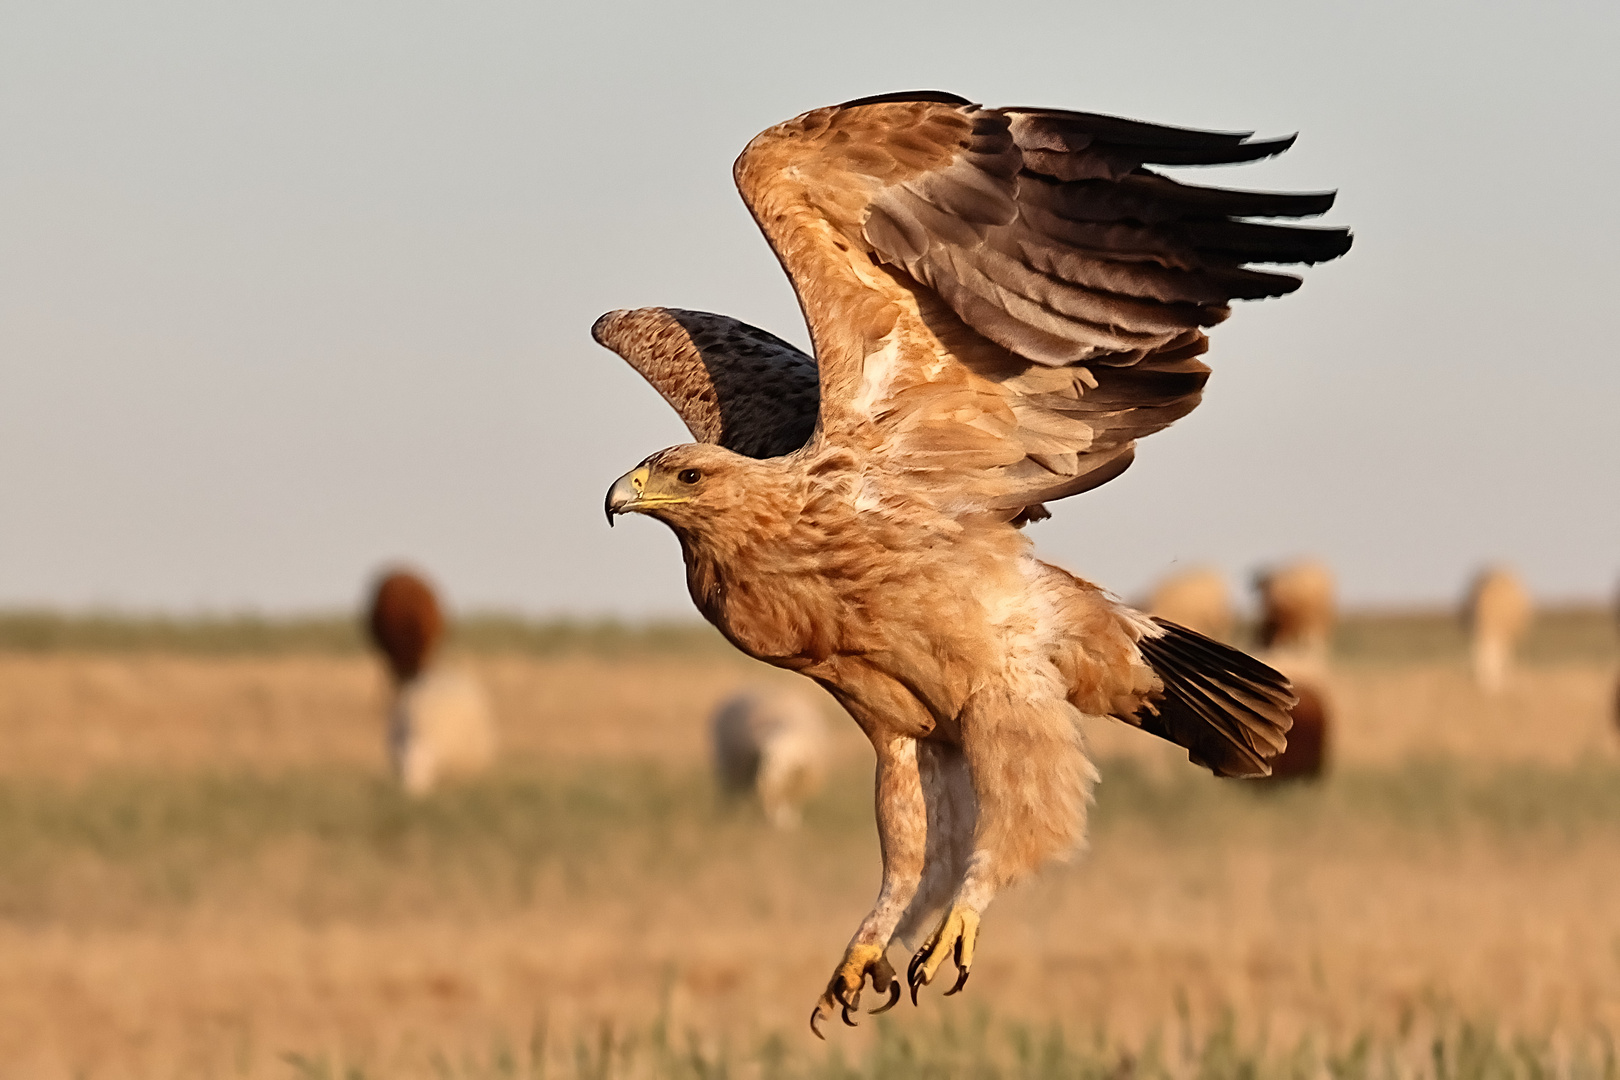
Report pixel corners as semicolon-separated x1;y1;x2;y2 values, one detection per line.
0;650;856;779
0;635;1616;1078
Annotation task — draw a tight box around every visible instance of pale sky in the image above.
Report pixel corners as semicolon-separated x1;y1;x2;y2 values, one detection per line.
1;1;1616;617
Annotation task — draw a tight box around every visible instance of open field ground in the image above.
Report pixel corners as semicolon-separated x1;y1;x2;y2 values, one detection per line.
0;613;1616;1078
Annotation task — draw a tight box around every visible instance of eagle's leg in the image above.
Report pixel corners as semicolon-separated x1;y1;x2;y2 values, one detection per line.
907;688;1096;1001
810;733;926;1039
894;739;976;951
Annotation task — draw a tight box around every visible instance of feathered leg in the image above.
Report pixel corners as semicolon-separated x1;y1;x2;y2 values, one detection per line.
893;740;975;950
810;733;925;1037
907;687;1097;1000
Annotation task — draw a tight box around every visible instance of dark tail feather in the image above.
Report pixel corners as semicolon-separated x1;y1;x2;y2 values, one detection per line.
1133;619;1295;778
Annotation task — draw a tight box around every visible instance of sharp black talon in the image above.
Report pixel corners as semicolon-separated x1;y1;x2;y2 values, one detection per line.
810;1005;827;1040
944;966;971;996
871;981;901;1014
841;1003;859;1027
907;953;927;1006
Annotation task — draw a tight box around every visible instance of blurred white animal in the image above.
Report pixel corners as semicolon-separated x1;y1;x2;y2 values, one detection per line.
1613;579;1620;734
367;568;497;795
389;666;497;796
1463;565;1532;694
1146;567;1233;642
1254;559;1337;669
711;686;829;828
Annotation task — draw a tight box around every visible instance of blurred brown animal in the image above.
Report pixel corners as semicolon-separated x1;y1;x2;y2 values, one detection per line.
365;569;495;794
1463;566;1532;694
1261;683;1329;781
1255;560;1336;660
1250;643;1331;782
1147;568;1233;642
367;571;445;683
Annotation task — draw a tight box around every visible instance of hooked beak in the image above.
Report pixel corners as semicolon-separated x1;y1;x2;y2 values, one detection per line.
604;466;650;526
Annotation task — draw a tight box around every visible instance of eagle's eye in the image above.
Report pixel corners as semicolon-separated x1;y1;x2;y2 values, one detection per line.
678;468;702;485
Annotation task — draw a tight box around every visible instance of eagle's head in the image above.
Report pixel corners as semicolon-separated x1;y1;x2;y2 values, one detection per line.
604;443;785;537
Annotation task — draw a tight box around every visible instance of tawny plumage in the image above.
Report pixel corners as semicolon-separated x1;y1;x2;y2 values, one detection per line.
597;92;1351;1035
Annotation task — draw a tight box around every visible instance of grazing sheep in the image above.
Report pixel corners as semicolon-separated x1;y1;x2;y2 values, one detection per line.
1462;566;1532;694
365;569;496;795
388;667;497;796
1254;560;1336;661
711;686;829;828
1147;567;1234;642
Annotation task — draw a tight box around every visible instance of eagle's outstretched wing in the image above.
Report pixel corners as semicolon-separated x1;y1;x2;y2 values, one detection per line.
592;307;819;460
733;93;1352;520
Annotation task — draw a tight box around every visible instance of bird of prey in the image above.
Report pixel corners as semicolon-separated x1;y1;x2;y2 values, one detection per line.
597;91;1351;1036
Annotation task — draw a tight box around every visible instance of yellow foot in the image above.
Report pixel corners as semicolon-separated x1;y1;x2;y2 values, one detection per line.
906;905;979;1004
808;942;901;1039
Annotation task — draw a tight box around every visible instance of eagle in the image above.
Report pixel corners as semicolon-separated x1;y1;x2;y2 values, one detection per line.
595;91;1351;1036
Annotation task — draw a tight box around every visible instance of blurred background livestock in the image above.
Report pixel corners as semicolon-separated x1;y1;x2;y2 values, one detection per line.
366;569;497;794
0;600;1616;1077
1464;567;1535;695
710;685;828;829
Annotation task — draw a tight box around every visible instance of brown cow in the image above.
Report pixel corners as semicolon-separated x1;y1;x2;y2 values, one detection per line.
367;570;444;683
1251;561;1335;782
365;568;495;794
1261;682;1329;781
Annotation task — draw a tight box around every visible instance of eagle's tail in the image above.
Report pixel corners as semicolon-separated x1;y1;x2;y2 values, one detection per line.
1133;619;1295;778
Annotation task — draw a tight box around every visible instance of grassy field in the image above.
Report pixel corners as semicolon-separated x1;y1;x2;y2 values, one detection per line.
0;611;733;659
0;613;1616;1078
0;605;1612;666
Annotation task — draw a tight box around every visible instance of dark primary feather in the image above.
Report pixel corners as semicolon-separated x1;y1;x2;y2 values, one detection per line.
859;102;1353;369
771;96;1352;520
1133;619;1296;778
593;307;820;459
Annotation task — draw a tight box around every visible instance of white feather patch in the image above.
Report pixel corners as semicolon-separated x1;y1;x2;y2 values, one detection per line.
852;333;904;421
